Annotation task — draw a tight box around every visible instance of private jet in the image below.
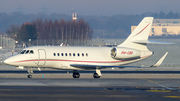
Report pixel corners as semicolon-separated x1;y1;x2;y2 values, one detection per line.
4;17;170;78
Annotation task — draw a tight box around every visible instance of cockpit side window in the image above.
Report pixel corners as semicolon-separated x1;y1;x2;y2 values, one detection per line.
20;50;26;54
29;50;34;54
18;50;22;54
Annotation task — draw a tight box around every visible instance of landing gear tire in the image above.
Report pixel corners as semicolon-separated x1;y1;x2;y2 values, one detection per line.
27;67;33;78
93;73;101;78
28;75;32;78
73;73;80;78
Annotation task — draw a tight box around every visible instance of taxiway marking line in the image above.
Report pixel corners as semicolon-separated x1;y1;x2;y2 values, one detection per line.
146;90;171;92
163;96;180;98
140;78;173;90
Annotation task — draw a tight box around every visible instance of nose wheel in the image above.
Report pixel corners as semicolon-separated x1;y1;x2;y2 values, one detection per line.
27;74;32;78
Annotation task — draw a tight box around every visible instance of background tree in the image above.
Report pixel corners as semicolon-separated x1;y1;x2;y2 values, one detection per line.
4;11;180;40
17;22;37;43
6;25;19;40
32;18;92;45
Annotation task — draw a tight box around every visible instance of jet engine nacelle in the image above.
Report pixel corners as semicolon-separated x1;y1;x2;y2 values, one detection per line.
111;47;141;60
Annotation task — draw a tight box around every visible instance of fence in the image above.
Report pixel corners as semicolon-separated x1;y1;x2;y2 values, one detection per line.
0;35;121;48
31;39;106;46
0;35;15;48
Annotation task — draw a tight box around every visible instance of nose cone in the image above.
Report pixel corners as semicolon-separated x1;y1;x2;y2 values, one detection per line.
4;56;17;65
4;58;11;65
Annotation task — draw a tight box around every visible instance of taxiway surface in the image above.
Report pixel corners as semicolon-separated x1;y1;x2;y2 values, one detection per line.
0;78;179;101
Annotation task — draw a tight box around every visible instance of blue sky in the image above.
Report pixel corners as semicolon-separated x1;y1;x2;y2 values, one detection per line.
0;0;179;16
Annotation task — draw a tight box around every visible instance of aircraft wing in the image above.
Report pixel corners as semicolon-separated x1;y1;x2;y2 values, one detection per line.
70;52;168;69
70;64;148;69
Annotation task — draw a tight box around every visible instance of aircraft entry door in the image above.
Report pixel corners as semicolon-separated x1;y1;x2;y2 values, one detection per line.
38;49;46;66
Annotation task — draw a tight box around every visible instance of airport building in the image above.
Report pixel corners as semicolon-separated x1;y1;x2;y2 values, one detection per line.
131;19;180;36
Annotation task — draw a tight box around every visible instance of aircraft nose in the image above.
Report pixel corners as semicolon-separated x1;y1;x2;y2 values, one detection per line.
4;58;12;65
4;59;9;64
4;56;21;66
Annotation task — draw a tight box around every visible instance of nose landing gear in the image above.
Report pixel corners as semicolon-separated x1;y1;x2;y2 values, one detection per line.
27;74;32;78
27;67;33;78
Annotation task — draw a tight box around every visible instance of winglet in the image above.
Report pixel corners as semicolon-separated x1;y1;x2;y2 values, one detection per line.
60;43;63;46
150;52;168;67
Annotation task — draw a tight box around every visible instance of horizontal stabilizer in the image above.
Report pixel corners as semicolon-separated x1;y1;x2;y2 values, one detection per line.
132;40;174;44
60;43;63;46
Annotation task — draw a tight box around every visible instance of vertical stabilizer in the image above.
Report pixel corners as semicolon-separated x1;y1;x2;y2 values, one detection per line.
118;17;154;51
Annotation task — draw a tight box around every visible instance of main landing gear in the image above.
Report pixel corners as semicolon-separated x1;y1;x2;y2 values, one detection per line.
93;73;101;78
72;70;80;78
72;69;102;79
93;69;102;78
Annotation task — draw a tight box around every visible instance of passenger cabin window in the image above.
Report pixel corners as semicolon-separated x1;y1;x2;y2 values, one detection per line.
53;52;88;57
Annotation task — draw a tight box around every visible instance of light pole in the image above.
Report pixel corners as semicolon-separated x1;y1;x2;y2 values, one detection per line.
29;39;31;47
15;41;18;48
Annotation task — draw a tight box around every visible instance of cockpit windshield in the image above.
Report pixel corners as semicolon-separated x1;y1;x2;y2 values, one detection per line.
25;50;29;54
19;50;26;54
19;50;34;54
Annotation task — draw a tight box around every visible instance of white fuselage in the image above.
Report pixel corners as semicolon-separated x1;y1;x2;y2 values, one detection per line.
4;46;153;70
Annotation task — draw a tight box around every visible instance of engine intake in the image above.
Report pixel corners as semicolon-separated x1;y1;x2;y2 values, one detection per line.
111;47;141;60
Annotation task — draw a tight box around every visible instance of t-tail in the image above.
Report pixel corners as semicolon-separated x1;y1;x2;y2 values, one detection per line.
118;17;154;51
116;17;154;61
